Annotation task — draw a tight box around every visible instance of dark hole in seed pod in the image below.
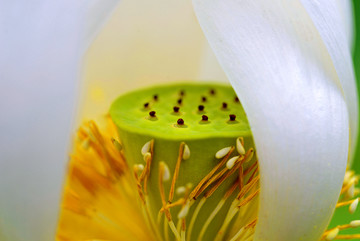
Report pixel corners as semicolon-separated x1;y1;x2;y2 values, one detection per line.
202;115;208;121
149;111;156;117
177;118;184;125
173;106;180;113
235;96;239;103
222;102;228;109
210;89;216;95
180;90;185;96
144;102;149;108
198;105;205;111
177;98;183;105
153;95;158;101
201;96;207;102
229;114;236;121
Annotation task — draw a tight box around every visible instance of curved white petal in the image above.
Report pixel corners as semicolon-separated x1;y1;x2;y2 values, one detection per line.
336;0;354;48
0;1;119;240
299;0;358;163
192;0;349;240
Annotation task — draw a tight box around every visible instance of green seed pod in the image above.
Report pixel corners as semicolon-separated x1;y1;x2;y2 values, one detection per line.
110;82;257;241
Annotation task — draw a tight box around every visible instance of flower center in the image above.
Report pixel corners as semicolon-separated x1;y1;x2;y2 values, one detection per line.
108;83;259;241
56;82;360;241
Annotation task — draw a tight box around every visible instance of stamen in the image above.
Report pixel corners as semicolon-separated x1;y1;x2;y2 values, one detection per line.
153;94;158;101
163;163;171;182
239;165;244;190
144;102;150;108
143;152;151;161
187;198;206;241
198;105;205;111
178;99;183;105
183;144;190;160
350;220;360;227
236;137;246;155
341;177;358;195
111;138;123;151
325;228;339;240
176;186;186;196
336;198;359;208
173;106;180;113
178;201;190;219
169;142;186;203
198;182;239;241
189;147;235;200
215;146;232;159
201;115;208;121
227;156;240;169
135;164;145;172
141;140;152;155
349;198;359;214
238;189;260;208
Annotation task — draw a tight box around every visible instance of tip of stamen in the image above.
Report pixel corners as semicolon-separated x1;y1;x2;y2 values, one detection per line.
135;164;145;172
227;156;239;169
143;152;151;161
173;106;180;113
349;198;359;214
215;146;232;159
161;162;171;182
183;144;190;160
178;201;190;219
350;220;360;227
141;140;151;155
176;186;186;196
325;228;339;240
236;137;245;155
198;105;205;111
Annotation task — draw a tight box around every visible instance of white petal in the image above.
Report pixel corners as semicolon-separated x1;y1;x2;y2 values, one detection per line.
299;0;358;163
0;1;119;240
193;1;349;240
336;0;354;48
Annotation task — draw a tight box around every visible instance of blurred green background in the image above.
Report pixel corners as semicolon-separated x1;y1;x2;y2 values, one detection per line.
328;1;360;239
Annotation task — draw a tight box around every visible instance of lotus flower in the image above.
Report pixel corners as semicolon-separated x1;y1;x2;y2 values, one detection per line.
0;0;359;241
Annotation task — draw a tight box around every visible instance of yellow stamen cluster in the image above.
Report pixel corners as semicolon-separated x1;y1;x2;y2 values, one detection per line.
56;120;360;241
321;170;360;240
